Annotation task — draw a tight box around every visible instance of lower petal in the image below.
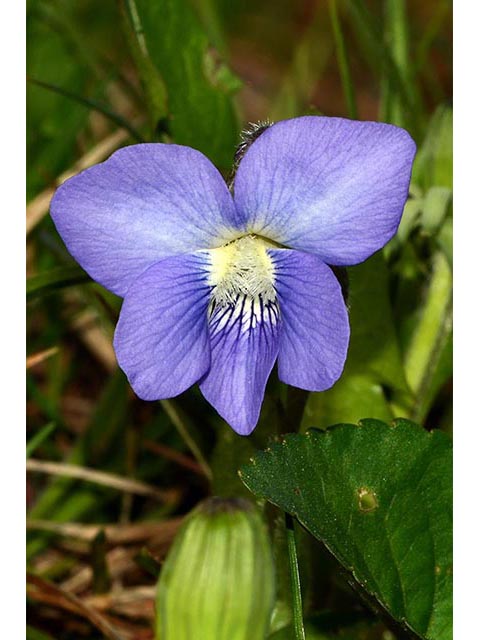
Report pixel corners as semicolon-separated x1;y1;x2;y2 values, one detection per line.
114;252;211;400
272;249;350;390
199;296;280;435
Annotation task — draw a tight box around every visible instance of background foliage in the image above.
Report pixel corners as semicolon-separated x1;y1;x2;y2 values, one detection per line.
27;1;452;638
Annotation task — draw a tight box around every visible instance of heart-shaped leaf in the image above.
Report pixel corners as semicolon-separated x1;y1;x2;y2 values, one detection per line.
240;419;452;640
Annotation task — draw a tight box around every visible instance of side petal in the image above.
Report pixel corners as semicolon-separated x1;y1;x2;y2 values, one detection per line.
199;296;280;435
114;252;211;400
51;143;239;296
234;116;416;265
272;249;350;390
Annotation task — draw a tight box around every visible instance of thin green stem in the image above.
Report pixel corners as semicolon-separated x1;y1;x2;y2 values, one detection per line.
328;0;358;119
159;399;212;482
285;513;306;640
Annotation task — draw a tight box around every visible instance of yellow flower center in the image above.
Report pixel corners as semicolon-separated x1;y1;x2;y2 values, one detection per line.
208;235;277;307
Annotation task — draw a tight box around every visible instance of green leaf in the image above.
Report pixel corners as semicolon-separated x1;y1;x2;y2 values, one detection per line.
421;186;452;235
436;217;453;268
133;0;240;168
301;374;393;432
345;252;408;390
402;252;452;423
396;194;423;244
27;1;126;198
119;0;169;133
27;265;91;300
412;105;452;191
302;252;408;430
241;419;452;640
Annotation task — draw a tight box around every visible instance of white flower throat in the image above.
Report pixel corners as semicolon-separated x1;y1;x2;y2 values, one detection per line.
208;235;277;308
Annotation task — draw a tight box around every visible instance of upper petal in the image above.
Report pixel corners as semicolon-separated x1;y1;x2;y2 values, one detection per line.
233;116;416;265
199;295;280;435
51;143;239;296
114;252;211;400
272;248;350;390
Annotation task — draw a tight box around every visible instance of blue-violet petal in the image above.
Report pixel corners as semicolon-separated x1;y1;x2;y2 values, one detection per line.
51;143;239;296
199;294;280;435
272;248;350;390
114;252;211;399
234;116;416;265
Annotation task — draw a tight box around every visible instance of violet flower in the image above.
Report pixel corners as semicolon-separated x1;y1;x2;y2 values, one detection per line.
51;116;415;435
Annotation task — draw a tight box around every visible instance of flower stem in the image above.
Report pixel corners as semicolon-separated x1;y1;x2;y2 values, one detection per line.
285;512;306;640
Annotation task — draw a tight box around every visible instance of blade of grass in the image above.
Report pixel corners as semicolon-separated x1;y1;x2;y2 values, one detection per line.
26;348;59;369
414;0;451;105
27;371;130;559
328;0;358;119
143;438;206;477
26;422;57;459
346;0;422;133
27;517;183;544
27;376;65;428
119;0;169;135
380;0;415;127
27;265;91;300
70;309;117;372
269;7;332;121
28;77;145;143
159;399;212;482
83;585;156;616
26;458;179;503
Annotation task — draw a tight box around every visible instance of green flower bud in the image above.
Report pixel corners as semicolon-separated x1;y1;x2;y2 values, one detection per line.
156;497;275;640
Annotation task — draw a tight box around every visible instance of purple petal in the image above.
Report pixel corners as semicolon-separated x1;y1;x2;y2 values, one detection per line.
199;296;280;435
51;143;239;296
114;252;211;400
234;116;416;265
272;249;350;390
